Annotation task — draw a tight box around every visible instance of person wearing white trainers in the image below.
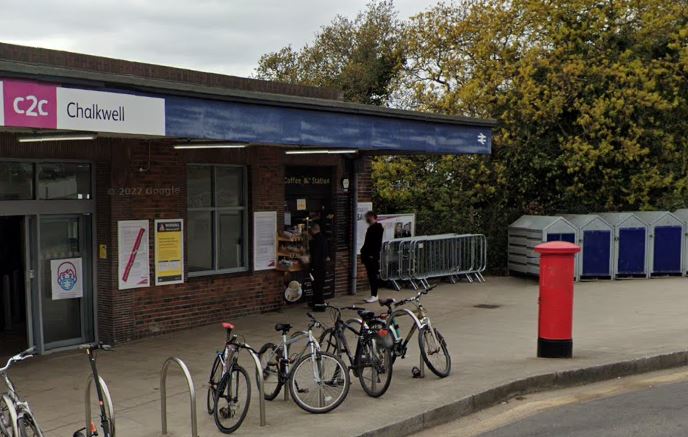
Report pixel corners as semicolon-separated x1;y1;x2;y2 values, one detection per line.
361;211;383;304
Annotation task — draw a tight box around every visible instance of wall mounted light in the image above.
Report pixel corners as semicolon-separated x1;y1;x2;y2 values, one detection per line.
285;149;358;155
173;143;248;149
18;133;97;143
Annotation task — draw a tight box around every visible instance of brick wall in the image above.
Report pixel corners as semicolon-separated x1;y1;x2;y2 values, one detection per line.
0;134;361;344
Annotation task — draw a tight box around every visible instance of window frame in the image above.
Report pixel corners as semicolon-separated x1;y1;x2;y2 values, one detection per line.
186;163;249;277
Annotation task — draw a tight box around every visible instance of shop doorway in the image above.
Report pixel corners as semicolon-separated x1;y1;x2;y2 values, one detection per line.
283;166;336;301
0;216;27;358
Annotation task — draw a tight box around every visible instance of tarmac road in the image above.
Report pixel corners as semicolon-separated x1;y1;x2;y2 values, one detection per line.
416;367;688;437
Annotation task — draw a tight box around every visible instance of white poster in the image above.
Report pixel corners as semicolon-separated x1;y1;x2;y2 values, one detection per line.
378;213;416;241
0;81;4;126
356;202;374;253
117;220;150;290
254;211;277;271
50;257;83;300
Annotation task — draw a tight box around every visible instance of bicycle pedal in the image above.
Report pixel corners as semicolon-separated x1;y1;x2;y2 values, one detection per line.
411;366;423;378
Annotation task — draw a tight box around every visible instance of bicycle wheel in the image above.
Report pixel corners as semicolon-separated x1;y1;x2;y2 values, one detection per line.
93;378;115;437
0;395;16;436
289;351;349;414
319;328;339;355
18;414;41;437
418;326;451;378
213;365;251;434
207;354;222;414
258;342;284;401
356;333;394;398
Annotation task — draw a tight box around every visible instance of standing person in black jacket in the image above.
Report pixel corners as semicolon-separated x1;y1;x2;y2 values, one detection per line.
308;223;328;310
361;211;384;303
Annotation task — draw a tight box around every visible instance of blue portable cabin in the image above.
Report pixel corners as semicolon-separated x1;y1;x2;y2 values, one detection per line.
597;213;649;278
562;214;614;280
633;211;684;277
508;215;578;279
673;209;688;276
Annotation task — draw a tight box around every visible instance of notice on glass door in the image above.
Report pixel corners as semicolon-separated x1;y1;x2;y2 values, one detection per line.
254;211;277;271
50;257;83;300
117;220;150;290
155;219;184;285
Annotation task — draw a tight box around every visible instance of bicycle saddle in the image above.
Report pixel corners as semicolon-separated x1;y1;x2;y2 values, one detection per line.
222;322;235;330
275;323;292;333
379;298;396;307
357;310;376;320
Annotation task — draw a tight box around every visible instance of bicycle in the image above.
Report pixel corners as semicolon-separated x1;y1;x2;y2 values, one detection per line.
258;313;350;413
73;343;115;437
318;304;394;397
0;348;42;437
378;286;451;378
206;322;253;434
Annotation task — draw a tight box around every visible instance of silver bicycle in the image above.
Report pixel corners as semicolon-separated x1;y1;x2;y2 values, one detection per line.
0;348;43;437
258;312;350;414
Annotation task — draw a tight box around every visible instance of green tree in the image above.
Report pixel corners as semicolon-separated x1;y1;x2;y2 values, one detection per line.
254;0;405;105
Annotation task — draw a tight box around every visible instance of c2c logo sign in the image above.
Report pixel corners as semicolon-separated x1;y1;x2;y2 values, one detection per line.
3;80;57;129
13;95;49;117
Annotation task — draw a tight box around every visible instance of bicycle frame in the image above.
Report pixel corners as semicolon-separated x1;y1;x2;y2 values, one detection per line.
271;326;321;387
86;348;111;437
0;351;43;437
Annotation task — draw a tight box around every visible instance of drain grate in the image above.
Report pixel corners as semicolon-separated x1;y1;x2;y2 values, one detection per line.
474;304;501;309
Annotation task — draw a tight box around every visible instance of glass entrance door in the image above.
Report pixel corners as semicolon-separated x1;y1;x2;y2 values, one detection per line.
37;214;93;350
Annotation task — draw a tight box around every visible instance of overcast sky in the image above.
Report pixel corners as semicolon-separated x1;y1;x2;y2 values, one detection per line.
0;0;438;77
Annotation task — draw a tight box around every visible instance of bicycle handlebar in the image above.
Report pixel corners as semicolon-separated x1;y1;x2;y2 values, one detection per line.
0;347;35;372
78;342;113;351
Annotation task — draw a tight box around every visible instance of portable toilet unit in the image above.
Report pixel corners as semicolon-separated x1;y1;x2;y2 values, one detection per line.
597;212;649;278
673;209;688;275
563;214;614;280
633;211;684;277
508;215;578;278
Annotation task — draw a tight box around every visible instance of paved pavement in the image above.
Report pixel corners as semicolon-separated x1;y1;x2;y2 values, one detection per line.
5;276;688;436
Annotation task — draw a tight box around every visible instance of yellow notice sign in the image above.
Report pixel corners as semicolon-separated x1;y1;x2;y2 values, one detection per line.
154;219;184;285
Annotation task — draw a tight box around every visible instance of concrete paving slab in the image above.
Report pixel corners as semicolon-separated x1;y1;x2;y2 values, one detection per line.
3;277;688;436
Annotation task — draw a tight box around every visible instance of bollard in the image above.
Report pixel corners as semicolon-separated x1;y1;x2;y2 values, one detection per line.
534;241;581;358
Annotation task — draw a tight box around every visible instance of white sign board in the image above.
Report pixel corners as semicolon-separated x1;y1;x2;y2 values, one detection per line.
56;87;165;135
378;213;416;241
50;257;83;300
356;202;374;253
254;211;277;271
0;81;4;126
117;220;150;290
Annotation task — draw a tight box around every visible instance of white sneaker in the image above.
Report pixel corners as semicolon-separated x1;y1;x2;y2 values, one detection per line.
364;296;378;303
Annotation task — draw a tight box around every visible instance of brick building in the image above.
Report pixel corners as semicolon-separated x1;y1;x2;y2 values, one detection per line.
0;43;494;354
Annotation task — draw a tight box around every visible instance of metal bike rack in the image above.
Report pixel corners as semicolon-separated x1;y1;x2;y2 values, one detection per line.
244;344;267;426
84;374;115;436
160;357;197;437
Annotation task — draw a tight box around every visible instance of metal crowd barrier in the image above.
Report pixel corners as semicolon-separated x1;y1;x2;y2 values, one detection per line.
381;234;487;290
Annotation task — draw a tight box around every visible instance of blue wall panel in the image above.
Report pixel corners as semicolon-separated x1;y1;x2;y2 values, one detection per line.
164;95;492;154
582;230;611;276
618;228;645;274
653;226;682;273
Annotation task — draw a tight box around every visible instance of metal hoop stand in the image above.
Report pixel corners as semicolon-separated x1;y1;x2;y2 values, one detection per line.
160;357;197;437
244;344;267;426
84;374;116;436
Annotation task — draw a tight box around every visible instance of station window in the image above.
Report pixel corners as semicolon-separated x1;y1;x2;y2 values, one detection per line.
0;161;34;200
37;162;92;200
187;164;248;275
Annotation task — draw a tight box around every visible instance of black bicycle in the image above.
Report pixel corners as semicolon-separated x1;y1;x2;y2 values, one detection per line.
319;304;394;397
73;343;115;437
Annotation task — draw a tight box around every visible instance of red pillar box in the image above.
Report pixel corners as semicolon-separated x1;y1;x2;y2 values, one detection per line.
534;241;581;358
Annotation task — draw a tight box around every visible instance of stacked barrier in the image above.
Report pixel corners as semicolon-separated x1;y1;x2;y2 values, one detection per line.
380;234;487;290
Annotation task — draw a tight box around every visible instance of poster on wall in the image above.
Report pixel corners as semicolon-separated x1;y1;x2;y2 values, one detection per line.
378;213;416;241
117;220;150;290
154;219;184;285
50;257;83;300
356;202;374;253
254;211;277;271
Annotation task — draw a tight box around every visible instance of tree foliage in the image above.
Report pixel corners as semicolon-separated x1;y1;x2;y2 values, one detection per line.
255;0;688;271
254;0;405;105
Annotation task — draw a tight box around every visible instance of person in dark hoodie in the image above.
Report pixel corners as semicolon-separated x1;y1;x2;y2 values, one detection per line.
361;211;384;303
308;223;328;310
